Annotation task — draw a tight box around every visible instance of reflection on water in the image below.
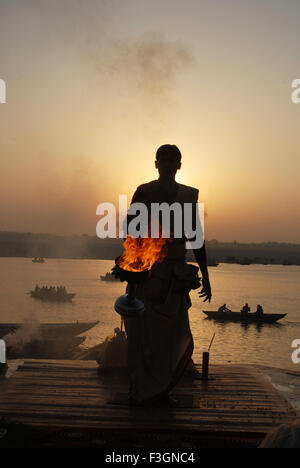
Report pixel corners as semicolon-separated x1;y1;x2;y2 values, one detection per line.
0;258;299;370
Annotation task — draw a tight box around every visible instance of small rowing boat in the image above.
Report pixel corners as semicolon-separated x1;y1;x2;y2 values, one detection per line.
203;310;286;323
29;286;76;302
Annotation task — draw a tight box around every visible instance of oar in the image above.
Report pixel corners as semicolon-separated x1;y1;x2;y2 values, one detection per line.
208;332;216;352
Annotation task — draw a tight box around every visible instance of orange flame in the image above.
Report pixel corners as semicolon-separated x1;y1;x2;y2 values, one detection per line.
117;236;169;272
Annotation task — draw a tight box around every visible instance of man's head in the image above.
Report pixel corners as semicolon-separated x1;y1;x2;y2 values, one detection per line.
155;144;182;180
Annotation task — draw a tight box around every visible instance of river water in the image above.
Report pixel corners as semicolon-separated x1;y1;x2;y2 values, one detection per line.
1;257;300;371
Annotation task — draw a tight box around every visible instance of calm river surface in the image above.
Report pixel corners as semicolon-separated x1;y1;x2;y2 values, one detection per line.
1;258;300;371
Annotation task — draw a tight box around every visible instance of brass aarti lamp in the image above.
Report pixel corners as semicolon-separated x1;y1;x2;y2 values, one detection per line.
112;256;148;317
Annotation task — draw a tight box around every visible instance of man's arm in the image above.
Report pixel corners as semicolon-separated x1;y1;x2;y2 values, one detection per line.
193;242;212;302
122;185;146;240
189;192;211;302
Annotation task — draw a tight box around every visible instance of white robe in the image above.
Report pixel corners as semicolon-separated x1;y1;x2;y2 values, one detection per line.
124;182;199;404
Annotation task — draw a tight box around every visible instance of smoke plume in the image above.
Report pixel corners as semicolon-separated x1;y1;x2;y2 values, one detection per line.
97;33;194;104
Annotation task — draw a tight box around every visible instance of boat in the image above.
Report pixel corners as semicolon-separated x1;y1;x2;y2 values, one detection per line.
0;321;99;339
208;261;219;267
29;286;76;302
237;258;252;265
30;290;76;302
32;257;45;263
100;272;119;282
203;310;286;323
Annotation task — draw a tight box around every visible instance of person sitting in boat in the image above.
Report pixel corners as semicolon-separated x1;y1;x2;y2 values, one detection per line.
256;304;264;317
241;303;250;315
218;304;229;313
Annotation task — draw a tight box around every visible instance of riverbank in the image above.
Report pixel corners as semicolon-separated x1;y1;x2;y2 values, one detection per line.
258;365;300;413
1;231;300;265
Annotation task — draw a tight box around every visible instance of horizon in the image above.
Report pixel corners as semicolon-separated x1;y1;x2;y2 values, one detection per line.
1;1;300;243
0;228;299;247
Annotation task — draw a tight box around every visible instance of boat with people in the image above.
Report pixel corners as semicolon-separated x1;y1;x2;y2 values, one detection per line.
203;310;286;323
29;285;76;302
100;272;119;282
32;257;45;263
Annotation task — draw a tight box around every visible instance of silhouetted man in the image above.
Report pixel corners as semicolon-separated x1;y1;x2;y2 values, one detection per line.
241;303;250;315
124;144;212;406
256;304;264;318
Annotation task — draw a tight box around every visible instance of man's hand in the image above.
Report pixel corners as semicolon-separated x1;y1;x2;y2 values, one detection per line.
198;275;212;302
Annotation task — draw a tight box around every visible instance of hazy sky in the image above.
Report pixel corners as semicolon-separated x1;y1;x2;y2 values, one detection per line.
0;0;300;242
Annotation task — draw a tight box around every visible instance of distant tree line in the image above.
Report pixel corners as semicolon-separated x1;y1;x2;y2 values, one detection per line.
0;231;299;265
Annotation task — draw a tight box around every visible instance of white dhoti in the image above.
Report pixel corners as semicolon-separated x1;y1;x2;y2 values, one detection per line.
124;260;194;405
123;180;200;404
